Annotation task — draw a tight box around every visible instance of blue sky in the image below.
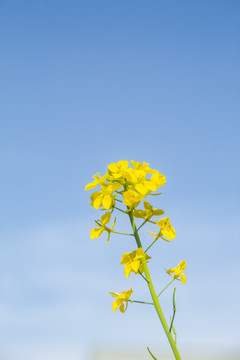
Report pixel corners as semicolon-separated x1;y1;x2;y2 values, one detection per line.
0;1;240;359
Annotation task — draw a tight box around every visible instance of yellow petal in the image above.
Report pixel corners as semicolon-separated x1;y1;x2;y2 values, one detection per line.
124;289;133;300
85;179;98;190
90;228;104;239
153;209;165;216
117;160;129;169
90;191;100;203
120;252;131;265
119;302;125;313
181;274;187;284
144;201;152;211
112;299;120;311
111;182;122;191
101;211;111;225
145;181;157;192
150;172;166;187
106;231;111;244
111;217;116;229
102;195;112;209
135;183;148;195
131;260;140;273
108;163;119;172
91;193;103;209
124;264;132;278
134;248;146;259
178;260;186;271
133;209;146;218
157;217;176;240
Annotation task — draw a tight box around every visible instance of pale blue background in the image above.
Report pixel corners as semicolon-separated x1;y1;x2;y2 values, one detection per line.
0;1;240;359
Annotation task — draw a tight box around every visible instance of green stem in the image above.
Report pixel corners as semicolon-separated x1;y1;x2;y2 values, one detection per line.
169;287;176;333
138;270;149;283
128;212;182;360
114;206;125;213
128;300;154;305
147;347;158;360
115;198;123;203
137;219;148;231
112;231;134;236
158;278;175;297
144;238;159;253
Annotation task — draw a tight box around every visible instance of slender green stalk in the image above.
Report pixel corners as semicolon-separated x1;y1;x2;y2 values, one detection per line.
112;230;134;236
172;322;177;344
137;219;148;231
128;211;182;360
147;347;158;360
169;287;177;333
144;238;159;253
114;206;125;213
158;278;175;297
138;270;149;283
128;300;154;305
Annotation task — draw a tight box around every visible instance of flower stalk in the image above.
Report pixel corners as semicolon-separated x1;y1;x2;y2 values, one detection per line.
128;212;182;360
85;160;187;360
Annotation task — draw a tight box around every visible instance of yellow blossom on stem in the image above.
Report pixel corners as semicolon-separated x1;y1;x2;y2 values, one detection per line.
130;160;154;174
90;211;116;243
122;190;145;210
108;160;129;179
134;178;157;195
133;200;164;220
148;217;176;241
130;170;166;196
90;182;122;209
85;172;109;190
150;171;166;190
120;248;151;278
123;167;145;186
166;260;187;284
110;289;133;312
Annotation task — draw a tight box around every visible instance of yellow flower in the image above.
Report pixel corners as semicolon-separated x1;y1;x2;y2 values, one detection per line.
130;160;154;174
126;162;166;195
108;160;129;178
85;161;166;201
122;190;145;210
110;289;133;312
133;201;164;220
166;260;187;284
90;211;116;243
150;171;166;189
129;171;165;196
134;178;157;195
148;217;176;241
85;172;109;190
90;182;122;209
120;248;151;278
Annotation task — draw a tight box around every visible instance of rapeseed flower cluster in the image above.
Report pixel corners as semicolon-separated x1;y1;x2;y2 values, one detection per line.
85;160;166;211
85;160;186;314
